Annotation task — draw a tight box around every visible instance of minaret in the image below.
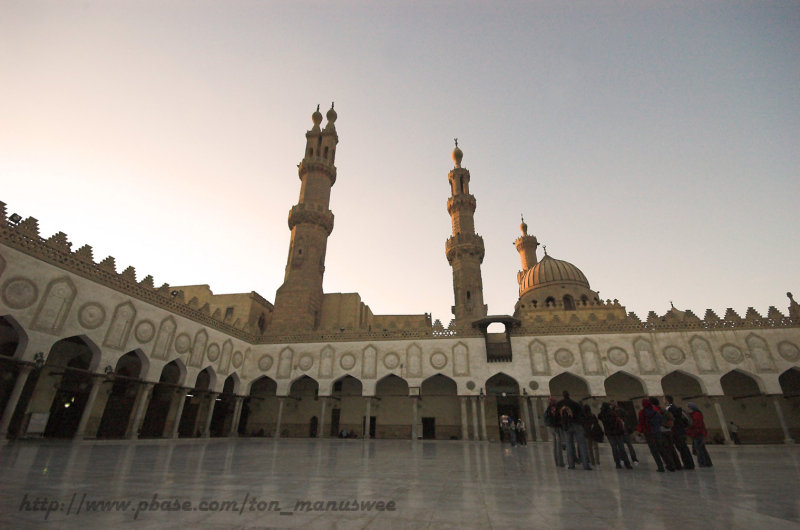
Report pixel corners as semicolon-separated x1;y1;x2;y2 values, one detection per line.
445;140;487;327
515;215;539;292
271;104;338;331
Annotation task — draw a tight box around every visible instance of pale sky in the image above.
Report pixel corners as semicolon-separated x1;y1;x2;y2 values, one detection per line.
1;1;798;326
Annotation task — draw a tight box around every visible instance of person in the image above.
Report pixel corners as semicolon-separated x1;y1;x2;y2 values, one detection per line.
557;391;591;470
544;397;565;467
637;398;675;472
509;418;518;447
729;421;741;444
582;404;602;466
598;402;632;469
665;395;695;470
516;418;527;445
650;397;682;470
686;402;713;467
612;400;639;465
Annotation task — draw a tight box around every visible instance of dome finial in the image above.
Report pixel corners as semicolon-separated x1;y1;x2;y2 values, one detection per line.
543;244;548;256
312;104;323;128
452;138;463;168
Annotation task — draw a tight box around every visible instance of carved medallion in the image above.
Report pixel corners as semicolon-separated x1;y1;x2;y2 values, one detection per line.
134;320;155;343
174;333;192;354
663;346;686;365
383;352;400;369
607;347;629;367
340;353;356;370
778;342;800;362
78;302;106;329
466;381;476;390
529;381;539;391
2;277;38;309
232;350;243;368
299;355;313;371
721;344;744;364
430;352;447;370
258;354;273;371
554;349;574;368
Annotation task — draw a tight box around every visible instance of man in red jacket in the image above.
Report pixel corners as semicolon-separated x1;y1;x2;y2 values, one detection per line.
686;402;713;467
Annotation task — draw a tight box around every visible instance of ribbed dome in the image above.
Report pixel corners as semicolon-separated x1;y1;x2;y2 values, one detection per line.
519;254;589;294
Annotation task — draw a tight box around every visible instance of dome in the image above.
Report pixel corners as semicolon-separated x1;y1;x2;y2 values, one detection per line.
518;254;589;295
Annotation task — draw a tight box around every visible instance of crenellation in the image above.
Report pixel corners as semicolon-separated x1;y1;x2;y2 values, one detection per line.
724;308;742;322
745;307;762;321
17;217;40;237
120;265;137;283
74;244;94;262
139;275;155;289
98;256;117;273
45;231;72;252
187;296;200;309
200;302;211;315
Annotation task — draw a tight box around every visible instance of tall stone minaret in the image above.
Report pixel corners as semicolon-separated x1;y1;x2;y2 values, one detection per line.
271;104;338;331
515;216;539;293
445;140;488;327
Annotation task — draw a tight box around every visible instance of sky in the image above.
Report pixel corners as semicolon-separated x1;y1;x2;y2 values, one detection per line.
1;1;798;326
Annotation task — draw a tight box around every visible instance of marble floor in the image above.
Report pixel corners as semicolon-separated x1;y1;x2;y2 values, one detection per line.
0;438;798;529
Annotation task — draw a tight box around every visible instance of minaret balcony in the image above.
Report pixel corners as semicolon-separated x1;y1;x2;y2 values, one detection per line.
445;233;485;263
288;204;334;234
298;158;337;185
446;194;476;215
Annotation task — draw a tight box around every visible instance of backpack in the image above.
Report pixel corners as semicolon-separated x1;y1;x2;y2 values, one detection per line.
645;408;664;433
560;405;574;430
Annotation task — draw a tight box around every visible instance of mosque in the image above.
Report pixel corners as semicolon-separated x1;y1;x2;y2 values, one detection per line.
1;105;798;445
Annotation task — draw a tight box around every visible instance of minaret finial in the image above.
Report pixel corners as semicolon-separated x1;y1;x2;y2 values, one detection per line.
316;104;320;112
543;245;547;256
670;300;675;309
454;138;458;148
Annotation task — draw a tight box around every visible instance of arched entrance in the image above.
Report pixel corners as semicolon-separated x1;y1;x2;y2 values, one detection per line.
420;374;459;440
242;376;277;436
96;351;145;438
286;375;318;438
374;374;410;439
330;375;362;438
720;369;770;443
210;374;238;437
140;361;184;438
549;372;590;400
486;373;521;441
37;336;99;438
660;371;705;400
604;371;646;426
0;316;26;437
178;367;214;437
779;368;800;442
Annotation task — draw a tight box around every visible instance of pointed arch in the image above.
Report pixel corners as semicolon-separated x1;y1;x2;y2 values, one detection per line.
331;374;363;396
194;365;215;391
289;374;319;395
222;373;240;395
485;372;521;395
604;370;647;399
375;373;409;396
779;368;800;397
0;314;28;359
45;334;101;372
720;368;765;397
548;372;590;399
421;373;458;395
114;349;147;380
248;375;277;396
661;369;707;397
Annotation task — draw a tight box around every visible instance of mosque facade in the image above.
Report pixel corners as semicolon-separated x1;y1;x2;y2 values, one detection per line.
1;107;799;445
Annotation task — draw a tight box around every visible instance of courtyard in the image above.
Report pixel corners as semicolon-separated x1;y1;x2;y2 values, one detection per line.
0;438;798;529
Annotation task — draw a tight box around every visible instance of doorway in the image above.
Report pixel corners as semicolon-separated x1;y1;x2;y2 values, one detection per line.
422;417;436;439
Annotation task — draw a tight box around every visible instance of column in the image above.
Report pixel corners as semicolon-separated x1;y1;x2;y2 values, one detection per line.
460;397;468;441
364;398;372;439
74;376;103;439
169;391;188;439
520;396;531;441
127;382;154;440
712;398;731;444
202;393;218;437
229;396;244;437
318;397;327;438
772;396;795;444
0;365;32;439
410;398;417;440
531;397;543;442
479;397;488;441
470;397;480;441
274;397;284;438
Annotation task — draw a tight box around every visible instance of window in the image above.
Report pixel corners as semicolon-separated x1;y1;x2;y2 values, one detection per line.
563;295;576;311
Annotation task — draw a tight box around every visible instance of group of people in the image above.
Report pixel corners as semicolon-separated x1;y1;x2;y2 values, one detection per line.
544;390;714;472
499;414;527;446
